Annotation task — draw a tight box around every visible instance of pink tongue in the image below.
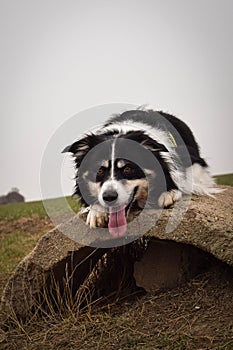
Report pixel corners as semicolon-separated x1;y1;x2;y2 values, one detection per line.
108;206;127;237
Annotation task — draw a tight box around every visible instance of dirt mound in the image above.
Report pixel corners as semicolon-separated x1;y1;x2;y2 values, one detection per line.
0;215;54;236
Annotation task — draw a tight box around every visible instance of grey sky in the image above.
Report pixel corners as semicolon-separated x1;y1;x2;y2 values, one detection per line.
1;0;233;201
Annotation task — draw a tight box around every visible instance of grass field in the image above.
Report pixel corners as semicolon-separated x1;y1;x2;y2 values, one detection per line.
0;174;232;350
214;173;233;186
0;196;80;221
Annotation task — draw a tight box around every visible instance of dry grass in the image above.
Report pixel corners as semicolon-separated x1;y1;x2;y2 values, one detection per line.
1;261;233;350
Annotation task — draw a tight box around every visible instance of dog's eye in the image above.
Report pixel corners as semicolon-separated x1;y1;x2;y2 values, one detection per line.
97;168;104;176
123;166;134;175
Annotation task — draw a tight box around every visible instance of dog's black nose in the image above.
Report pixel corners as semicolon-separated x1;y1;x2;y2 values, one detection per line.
102;190;118;203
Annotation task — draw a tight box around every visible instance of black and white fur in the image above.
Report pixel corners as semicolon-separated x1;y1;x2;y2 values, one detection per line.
63;109;220;234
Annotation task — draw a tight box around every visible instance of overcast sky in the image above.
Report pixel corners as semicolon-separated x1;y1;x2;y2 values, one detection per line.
1;0;233;201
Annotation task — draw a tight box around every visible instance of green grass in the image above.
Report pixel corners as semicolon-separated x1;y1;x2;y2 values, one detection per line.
0;196;80;221
0;200;46;221
214;173;233;187
0;232;39;275
0;231;42;296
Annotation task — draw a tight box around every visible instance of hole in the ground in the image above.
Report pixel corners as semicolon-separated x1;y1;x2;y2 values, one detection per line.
38;238;233;316
134;239;218;292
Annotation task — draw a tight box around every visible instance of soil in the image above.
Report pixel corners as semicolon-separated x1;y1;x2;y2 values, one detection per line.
0;215;54;236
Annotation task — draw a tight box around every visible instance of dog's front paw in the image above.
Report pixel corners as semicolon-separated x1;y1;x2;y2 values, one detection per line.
86;204;109;228
158;189;182;208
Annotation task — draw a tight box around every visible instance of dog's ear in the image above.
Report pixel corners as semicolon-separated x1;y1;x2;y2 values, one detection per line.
62;133;104;157
61;140;87;155
140;138;168;153
123;131;168;153
62;145;74;153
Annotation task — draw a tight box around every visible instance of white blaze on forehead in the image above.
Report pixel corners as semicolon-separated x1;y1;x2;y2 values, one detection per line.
111;138;117;179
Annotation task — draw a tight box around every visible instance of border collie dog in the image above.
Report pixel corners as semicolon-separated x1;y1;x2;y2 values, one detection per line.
63;109;220;237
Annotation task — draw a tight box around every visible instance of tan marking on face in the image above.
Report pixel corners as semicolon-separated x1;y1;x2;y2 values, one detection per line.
88;181;101;197
116;160;126;168
125;178;148;208
125;178;148;190
101;160;109;168
135;185;148;208
144;169;156;178
82;170;89;180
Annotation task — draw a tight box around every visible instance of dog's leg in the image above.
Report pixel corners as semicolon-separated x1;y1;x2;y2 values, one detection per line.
86;203;109;228
158;189;182;208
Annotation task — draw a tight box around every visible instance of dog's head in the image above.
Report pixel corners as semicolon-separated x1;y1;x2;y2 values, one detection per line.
63;131;168;235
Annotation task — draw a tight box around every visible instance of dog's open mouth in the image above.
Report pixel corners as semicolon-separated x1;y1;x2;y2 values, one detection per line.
108;187;138;238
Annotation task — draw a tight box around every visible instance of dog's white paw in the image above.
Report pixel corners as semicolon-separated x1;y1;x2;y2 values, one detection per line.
158;189;182;208
86;204;109;228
